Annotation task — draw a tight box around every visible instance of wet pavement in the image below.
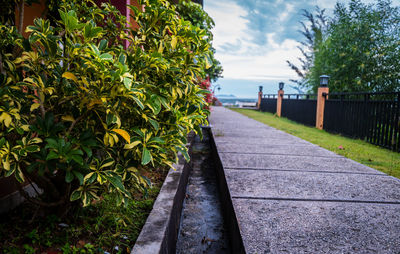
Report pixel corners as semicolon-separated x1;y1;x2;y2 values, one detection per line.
176;130;231;254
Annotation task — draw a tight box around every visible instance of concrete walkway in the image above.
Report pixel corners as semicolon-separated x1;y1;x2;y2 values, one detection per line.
209;106;400;253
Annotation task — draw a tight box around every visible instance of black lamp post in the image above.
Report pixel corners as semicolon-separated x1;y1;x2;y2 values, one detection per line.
259;86;263;93
279;82;284;90
212;84;221;93
320;75;330;87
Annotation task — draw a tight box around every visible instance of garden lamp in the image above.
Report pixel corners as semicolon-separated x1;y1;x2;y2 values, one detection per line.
279;82;284;90
212;84;221;93
320;75;330;87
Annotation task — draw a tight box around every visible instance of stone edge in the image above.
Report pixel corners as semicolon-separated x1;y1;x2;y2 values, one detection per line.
131;134;194;254
0;184;40;214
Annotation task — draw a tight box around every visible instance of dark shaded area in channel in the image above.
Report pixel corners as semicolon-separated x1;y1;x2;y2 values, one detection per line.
176;130;231;254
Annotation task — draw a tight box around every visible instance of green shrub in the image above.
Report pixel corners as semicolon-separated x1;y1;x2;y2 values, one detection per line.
0;0;215;210
175;0;223;82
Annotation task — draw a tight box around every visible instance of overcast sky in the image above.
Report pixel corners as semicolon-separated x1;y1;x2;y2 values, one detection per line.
204;0;399;98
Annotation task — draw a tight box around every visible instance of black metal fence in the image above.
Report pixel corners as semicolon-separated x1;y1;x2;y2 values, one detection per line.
260;94;317;126
324;92;400;152
260;94;277;113
259;91;400;152
281;94;317;126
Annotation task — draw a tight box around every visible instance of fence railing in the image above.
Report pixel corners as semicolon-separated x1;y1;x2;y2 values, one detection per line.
283;94;318;100
261;94;317;126
263;94;278;99
259;91;400;152
260;97;276;113
282;98;317;127
324;92;400;151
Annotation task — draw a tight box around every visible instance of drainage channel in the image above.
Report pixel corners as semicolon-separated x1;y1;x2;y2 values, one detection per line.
176;129;231;254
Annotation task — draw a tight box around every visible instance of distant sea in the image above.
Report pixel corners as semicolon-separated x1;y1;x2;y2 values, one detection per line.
216;97;257;106
212;78;301;99
212;78;302;107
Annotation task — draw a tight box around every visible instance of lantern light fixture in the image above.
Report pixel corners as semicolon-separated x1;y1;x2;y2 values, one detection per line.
320;75;330;87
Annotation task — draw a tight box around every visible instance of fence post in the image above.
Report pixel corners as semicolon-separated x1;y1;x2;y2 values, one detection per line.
276;89;284;117
257;86;263;110
316;75;330;129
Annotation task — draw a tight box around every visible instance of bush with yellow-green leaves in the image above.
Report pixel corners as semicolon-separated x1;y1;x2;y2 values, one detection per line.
0;0;217;210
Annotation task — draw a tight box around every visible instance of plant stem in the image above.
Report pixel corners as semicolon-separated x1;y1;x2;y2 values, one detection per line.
65;113;85;138
0;54;5;75
18;0;25;34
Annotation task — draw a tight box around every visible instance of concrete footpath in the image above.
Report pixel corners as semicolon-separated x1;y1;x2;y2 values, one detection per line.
209;106;400;253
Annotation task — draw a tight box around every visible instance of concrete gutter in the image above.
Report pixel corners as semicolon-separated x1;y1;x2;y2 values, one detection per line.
132;127;245;253
206;126;246;254
131;134;194;254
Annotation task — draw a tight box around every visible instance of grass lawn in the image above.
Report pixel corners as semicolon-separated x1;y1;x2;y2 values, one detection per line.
231;108;400;178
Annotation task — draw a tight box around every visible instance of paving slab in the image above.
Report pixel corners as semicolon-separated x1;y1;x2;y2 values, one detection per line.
212;125;284;132
233;199;400;253
211;121;271;127
209;107;400;253
213;136;312;146
219;153;384;174
215;143;341;157
225;169;400;202
212;130;298;139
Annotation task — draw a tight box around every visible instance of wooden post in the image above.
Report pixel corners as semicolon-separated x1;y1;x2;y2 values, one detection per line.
276;90;284;117
257;91;263;110
316;86;329;129
257;86;263;110
15;0;46;38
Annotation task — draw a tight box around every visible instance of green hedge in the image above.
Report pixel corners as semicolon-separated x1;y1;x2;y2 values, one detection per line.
0;0;218;209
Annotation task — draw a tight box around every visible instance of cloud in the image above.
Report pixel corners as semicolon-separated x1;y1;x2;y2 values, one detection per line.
205;0;305;80
204;0;400;96
215;37;302;80
228;0;317;44
205;1;249;51
216;38;242;53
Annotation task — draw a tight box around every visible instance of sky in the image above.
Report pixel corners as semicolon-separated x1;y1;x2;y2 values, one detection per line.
204;0;399;98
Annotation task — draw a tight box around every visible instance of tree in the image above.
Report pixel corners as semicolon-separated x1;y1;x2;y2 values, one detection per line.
291;0;400;93
287;7;327;90
321;0;400;92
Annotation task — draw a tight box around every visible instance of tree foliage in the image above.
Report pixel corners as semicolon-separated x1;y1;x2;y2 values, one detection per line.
0;0;215;210
289;0;400;93
176;0;223;82
287;7;327;88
